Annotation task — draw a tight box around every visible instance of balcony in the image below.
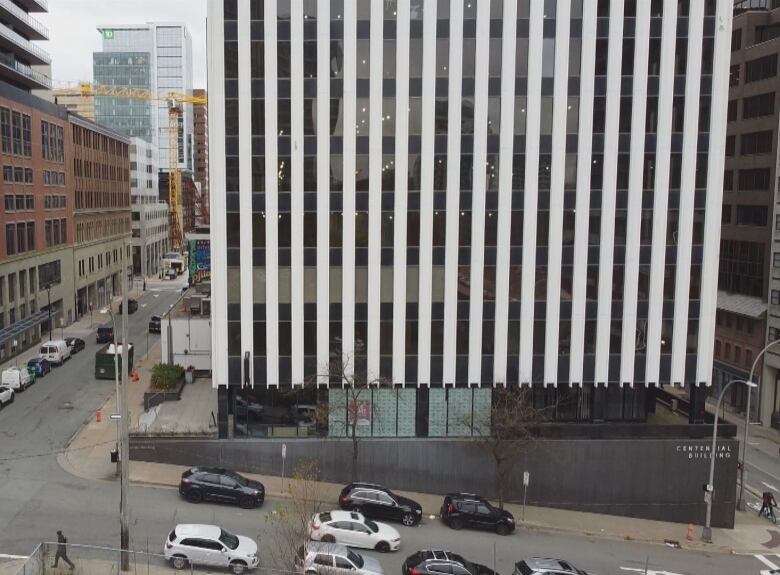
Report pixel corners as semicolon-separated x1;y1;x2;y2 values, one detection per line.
11;0;47;13
0;0;48;40
0;50;50;89
0;20;49;65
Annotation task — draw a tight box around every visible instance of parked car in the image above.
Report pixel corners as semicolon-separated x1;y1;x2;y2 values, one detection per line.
0;385;15;407
179;467;265;508
164;524;258;574
119;299;138;314
148;315;162;334
39;340;71;365
27;357;52;378
440;493;515;535
402;551;497;575
96;325;114;344
309;510;401;552
339;483;423;526
514;558;591;575
64;337;86;354
296;542;383;575
1;367;33;391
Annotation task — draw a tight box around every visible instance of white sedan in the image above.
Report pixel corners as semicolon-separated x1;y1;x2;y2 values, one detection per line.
309;510;401;552
0;385;15;407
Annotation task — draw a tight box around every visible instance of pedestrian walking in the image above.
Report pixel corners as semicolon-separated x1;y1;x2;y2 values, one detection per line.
52;530;75;570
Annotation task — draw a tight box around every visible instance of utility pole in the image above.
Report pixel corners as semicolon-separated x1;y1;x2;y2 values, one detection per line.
119;243;130;571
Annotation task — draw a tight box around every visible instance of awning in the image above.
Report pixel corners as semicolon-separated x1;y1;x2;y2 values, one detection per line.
716;291;767;319
0;310;51;346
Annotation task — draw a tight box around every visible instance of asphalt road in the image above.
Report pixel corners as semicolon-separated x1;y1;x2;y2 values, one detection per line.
0;278;773;575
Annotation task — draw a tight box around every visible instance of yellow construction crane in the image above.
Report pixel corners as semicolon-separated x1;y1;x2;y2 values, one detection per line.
79;83;208;252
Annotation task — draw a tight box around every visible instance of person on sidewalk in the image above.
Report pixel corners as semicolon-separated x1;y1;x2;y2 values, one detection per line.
760;491;778;520
52;530;75;570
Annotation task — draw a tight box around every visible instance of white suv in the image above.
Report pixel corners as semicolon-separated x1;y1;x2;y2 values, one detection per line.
297;542;384;575
164;524;259;574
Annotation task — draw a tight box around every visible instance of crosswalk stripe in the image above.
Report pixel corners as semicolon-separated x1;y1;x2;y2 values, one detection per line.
756;554;780;570
0;553;29;560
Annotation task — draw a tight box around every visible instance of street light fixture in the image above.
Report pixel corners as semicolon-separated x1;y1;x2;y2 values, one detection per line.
702;378;757;543
737;339;780;511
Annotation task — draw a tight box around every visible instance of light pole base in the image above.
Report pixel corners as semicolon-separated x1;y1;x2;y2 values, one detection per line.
737;498;747;512
701;526;712;543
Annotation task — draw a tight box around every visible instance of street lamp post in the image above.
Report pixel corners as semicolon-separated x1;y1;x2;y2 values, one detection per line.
737;339;780;511
100;307;120;477
45;283;52;341
702;379;756;542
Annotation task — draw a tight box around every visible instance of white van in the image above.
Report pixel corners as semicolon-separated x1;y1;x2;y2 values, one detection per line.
39;340;71;365
1;367;33;391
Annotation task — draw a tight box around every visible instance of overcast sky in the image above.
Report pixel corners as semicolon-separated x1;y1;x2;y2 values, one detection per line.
40;0;208;88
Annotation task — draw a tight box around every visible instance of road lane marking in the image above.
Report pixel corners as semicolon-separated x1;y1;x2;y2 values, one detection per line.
748;461;780;485
756;554;780;570
763;481;779;491
620;568;684;575
0;554;28;559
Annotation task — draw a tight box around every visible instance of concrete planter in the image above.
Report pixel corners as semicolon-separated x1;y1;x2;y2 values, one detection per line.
144;376;186;410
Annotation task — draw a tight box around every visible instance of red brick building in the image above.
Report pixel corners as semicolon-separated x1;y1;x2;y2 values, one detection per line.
0;85;73;359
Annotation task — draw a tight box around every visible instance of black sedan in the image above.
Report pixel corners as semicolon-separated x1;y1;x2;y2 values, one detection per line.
339;482;423;526
403;551;497;575
148;315;162;334
65;337;86;354
179;467;265;509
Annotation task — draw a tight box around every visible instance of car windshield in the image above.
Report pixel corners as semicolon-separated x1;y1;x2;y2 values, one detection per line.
346;549;363;569
364;519;379;533
219;529;239;550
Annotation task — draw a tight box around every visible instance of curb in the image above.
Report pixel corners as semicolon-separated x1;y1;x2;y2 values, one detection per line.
124;474;745;554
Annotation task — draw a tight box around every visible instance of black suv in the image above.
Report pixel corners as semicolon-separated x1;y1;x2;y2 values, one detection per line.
440;493;515;535
148;315;162;333
179;467;265;509
339;482;423;526
96;325;114;344
119;299;138;314
403;550;497;575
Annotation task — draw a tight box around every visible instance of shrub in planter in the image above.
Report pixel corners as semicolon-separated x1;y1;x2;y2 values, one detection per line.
151;363;185;391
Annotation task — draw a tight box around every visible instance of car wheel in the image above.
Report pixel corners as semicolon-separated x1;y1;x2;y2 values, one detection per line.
171;555;188;570
230;561;247;574
321;535;335;543
375;541;391;553
239;496;256;509
186;490;203;503
495;523;510;536
449;518;463;530
402;513;416;526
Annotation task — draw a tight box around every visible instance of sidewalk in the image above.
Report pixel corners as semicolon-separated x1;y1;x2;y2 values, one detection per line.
0;286;144;374
59;379;779;556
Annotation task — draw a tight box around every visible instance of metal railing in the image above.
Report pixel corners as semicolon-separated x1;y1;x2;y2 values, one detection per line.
0;0;48;38
0;51;49;87
0;21;50;64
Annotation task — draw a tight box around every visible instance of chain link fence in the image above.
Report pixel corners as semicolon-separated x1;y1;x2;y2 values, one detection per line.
12;543;296;575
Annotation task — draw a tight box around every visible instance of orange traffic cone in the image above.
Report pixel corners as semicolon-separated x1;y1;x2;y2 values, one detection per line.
96;410;102;423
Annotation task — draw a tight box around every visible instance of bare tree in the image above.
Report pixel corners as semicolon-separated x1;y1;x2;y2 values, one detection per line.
315;342;390;483
262;460;324;572
470;386;553;510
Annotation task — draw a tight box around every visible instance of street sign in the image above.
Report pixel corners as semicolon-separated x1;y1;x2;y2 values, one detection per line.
282;443;287;460
523;471;530;487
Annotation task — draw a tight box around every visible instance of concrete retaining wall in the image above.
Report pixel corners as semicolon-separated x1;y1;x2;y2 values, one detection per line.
130;436;738;528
